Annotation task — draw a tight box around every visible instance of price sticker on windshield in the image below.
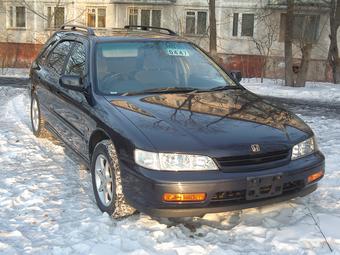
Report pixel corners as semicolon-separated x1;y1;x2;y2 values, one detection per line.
166;48;189;57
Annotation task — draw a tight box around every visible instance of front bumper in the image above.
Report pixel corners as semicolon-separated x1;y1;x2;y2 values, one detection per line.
120;151;325;218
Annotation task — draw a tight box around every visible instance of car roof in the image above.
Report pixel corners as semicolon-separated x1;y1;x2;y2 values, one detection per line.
55;25;189;44
91;31;188;43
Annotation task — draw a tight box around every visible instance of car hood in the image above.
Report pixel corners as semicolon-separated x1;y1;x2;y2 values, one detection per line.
106;90;312;157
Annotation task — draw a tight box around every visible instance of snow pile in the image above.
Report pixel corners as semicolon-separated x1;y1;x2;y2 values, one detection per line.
0;68;30;78
242;78;340;104
0;87;339;254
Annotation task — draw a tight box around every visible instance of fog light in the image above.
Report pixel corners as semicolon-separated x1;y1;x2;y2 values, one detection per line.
163;193;206;202
307;170;324;183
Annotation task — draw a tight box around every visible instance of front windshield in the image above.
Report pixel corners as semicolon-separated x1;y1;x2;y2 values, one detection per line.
95;41;236;95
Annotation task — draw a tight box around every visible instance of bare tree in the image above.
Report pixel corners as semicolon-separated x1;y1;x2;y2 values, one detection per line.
295;42;313;86
284;0;295;86
15;0;85;40
252;10;278;83
209;0;217;58
294;3;329;86
283;1;327;87
327;0;340;83
15;0;62;37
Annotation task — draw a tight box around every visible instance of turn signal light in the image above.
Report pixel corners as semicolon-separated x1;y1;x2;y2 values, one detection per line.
307;170;324;183
163;193;206;202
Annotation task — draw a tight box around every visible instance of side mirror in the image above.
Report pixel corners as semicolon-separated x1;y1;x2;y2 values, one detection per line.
230;71;242;83
60;75;85;92
31;61;40;70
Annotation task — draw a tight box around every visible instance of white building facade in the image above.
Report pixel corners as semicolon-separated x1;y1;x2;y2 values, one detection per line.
0;0;338;80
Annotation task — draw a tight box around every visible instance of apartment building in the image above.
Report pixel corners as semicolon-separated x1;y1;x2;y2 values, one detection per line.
0;0;337;81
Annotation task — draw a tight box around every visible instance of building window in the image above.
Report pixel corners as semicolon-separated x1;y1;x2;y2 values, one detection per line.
185;10;207;35
232;13;254;37
241;14;254;37
152;10;161;27
16;7;26;28
141;10;150;26
128;8;162;27
87;7;106;28
8;6;26;28
232;13;238;36
280;14;320;42
129;8;138;26
9;7;14;27
47;7;65;28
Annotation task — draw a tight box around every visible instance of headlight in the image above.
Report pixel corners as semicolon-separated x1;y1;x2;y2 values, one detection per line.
291;137;316;160
134;149;218;171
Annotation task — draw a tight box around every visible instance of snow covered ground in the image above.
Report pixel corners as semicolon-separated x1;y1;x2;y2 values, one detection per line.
0;68;30;78
0;86;340;255
242;78;340;104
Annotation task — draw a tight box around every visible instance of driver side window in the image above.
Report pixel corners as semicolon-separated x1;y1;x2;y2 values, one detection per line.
65;42;86;77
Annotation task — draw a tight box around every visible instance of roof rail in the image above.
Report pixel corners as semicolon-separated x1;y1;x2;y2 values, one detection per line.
124;25;177;36
59;24;95;36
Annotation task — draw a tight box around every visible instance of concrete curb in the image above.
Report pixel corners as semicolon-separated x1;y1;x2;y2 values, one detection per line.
0;77;29;88
263;96;340;110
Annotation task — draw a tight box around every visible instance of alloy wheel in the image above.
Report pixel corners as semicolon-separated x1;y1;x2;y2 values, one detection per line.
95;154;114;206
31;98;40;132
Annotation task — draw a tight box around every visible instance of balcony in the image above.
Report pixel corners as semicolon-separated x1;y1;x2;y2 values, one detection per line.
266;0;330;9
113;0;176;4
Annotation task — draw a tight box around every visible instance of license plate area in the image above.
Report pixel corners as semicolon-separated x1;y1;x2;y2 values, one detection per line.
246;174;283;200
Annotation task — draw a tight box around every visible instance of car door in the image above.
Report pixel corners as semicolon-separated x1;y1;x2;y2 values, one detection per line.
53;40;91;159
35;40;74;137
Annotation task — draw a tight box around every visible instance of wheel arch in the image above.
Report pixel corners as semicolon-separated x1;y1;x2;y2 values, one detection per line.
88;128;111;161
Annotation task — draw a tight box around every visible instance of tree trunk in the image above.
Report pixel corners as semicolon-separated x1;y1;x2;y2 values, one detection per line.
209;0;217;58
296;43;312;87
336;58;340;83
327;0;340;83
284;0;295;86
261;57;267;83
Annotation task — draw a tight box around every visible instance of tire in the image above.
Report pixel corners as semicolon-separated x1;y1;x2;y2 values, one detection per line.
91;140;136;218
30;94;50;138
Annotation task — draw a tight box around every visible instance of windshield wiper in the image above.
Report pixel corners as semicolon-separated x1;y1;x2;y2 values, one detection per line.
206;85;243;92
121;87;199;96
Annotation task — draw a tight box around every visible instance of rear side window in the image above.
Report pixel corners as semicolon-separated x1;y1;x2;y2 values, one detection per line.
47;41;73;75
38;33;62;65
65;42;86;77
39;43;54;65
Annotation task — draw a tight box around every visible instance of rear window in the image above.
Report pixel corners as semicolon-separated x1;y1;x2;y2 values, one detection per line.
95;41;235;95
101;44;138;58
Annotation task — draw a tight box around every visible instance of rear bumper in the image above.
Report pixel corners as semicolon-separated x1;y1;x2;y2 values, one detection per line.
120;151;325;218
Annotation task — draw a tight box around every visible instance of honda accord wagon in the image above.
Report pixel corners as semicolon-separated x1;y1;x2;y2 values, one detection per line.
29;25;325;218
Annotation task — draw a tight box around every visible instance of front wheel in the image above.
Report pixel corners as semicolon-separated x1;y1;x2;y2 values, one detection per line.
91;140;136;218
30;94;49;138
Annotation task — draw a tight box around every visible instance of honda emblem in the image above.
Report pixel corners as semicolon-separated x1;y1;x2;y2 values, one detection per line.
251;144;261;153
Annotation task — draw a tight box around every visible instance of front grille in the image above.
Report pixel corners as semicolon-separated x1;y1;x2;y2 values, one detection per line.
211;190;245;202
283;180;304;192
210;180;304;203
216;150;290;168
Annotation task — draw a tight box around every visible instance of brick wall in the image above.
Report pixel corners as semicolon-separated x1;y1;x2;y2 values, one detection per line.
219;54;331;82
0;42;331;82
0;42;43;68
219;54;264;78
